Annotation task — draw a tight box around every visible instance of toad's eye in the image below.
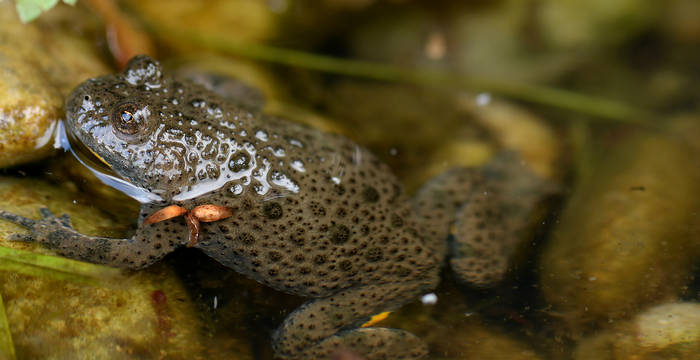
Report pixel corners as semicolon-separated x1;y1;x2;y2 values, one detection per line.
111;102;146;135
121;111;133;122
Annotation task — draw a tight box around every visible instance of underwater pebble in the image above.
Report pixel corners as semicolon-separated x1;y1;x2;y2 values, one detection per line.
0;2;109;168
0;176;225;359
574;302;700;360
540;128;700;332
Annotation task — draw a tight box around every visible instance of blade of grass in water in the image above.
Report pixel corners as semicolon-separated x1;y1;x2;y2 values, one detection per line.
149;25;652;124
0;292;15;360
0;246;121;286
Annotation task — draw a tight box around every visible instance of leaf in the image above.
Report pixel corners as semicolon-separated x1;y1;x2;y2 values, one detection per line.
0;246;121;286
0;292;14;360
15;0;77;23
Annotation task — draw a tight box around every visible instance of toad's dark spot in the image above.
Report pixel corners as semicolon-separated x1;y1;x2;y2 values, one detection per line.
366;247;383;262
289;233;304;246
313;254;327;265
263;203;283;220
340;260;353;271
361;225;370;235
241;199;253;210
268;251;282;262
391;214;404;228
330;224;351;244
236;233;255;245
362;186;379;203
395;265;412;277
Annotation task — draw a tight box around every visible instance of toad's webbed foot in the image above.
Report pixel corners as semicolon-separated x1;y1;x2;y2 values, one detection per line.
0;207;178;269
272;279;437;360
0;207;75;245
412;167;512;286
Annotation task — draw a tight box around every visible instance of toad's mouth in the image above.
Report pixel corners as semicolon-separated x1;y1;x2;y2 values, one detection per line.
55;120;164;203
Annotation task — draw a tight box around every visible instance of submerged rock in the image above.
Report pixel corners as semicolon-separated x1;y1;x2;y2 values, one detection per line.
381;289;544;360
539;128;700;333
0;2;110;168
574;302;700;360
0;176;251;359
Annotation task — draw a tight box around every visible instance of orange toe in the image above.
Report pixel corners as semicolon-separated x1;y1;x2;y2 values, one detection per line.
144;205;187;225
190;204;234;222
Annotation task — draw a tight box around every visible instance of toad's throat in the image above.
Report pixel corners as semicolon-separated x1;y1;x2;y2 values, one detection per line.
56;120;165;203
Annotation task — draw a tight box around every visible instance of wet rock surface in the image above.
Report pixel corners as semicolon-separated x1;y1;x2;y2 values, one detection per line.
574;302;700;360
381;286;545;360
0;176;236;359
539;127;700;333
0;2;110;169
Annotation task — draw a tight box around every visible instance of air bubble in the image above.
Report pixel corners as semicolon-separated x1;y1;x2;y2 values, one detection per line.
191;99;206;108
230;184;243;195
288;138;303;148
255;130;269;141
207;104;223;117
270;171;300;193
291;159;306;172
272;147;286;157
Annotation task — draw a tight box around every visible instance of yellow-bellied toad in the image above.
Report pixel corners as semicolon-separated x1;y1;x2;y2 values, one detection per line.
0;56;545;359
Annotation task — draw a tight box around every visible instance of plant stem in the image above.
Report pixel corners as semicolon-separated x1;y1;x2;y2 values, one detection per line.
153;25;651;123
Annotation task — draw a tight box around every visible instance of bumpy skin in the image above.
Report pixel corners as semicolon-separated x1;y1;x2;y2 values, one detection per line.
0;56;442;359
413;154;552;287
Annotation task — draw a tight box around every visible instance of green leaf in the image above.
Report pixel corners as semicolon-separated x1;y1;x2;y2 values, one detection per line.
15;0;77;23
0;246;121;286
0;292;15;360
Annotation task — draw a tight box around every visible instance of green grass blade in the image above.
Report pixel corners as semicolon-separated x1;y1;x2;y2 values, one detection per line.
0;246;120;285
0;292;15;360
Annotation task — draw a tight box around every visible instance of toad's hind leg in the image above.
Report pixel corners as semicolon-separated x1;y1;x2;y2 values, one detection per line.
272;278;437;360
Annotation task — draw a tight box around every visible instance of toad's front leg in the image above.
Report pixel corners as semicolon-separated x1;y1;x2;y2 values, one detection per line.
0;207;185;269
272;278;438;360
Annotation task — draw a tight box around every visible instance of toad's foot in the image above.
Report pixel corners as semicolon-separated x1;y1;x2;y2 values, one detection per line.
0;207;75;244
0;207;175;269
412;167;512;286
413;153;554;287
272;279;437;360
144;204;233;247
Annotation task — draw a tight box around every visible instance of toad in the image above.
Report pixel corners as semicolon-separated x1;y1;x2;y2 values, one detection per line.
0;56;543;359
